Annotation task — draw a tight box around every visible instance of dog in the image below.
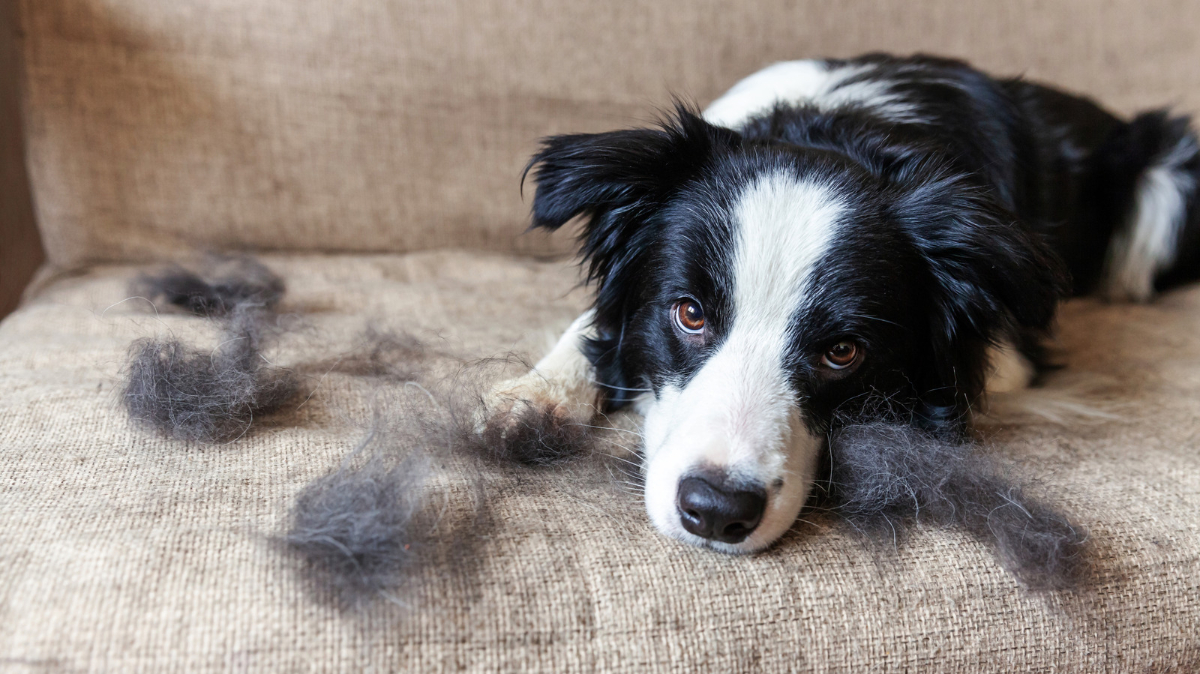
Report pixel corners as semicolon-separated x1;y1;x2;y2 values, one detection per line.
483;53;1200;553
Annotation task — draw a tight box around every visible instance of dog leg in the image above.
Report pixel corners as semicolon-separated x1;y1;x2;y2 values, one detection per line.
479;309;601;431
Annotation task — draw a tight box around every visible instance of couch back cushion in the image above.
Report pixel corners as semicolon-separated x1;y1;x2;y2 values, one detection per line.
19;0;1200;267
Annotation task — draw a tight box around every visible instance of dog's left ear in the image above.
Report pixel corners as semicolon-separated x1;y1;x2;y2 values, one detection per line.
889;170;1069;416
524;107;740;285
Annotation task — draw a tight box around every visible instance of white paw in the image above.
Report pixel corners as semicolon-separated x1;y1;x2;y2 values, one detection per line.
477;370;598;437
984;340;1035;394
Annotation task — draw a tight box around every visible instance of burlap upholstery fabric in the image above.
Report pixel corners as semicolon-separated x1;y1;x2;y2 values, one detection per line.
18;0;1200;267
9;0;1200;669
2;251;1199;671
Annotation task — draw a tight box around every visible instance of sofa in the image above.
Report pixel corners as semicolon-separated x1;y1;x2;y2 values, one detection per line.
3;1;1200;671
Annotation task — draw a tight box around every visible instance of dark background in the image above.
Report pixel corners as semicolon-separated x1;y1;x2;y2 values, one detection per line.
0;0;42;320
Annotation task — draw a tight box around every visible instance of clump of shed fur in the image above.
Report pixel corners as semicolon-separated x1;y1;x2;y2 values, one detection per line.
436;358;601;467
122;257;298;443
123;306;299;443
824;421;1089;589
130;256;285;317
302;327;433;383
286;425;432;609
471;400;598;467
281;351;619;609
284;377;499;611
283;379;620;611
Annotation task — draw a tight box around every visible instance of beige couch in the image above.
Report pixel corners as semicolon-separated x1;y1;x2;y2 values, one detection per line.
4;1;1200;671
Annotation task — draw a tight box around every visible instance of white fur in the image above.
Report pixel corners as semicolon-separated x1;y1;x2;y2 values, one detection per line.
639;172;843;552
480;310;599;430
1103;136;1199;302
531;310;597;385
703;60;920;130
984;339;1035;395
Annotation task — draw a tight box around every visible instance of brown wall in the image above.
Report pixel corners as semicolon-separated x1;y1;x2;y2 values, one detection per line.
0;0;41;319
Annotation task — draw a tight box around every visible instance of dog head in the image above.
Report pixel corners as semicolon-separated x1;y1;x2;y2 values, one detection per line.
525;107;1064;552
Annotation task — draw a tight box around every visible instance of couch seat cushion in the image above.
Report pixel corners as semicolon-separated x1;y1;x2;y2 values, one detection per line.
2;251;1199;672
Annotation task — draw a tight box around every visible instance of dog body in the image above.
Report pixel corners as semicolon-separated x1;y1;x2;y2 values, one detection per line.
488;54;1200;552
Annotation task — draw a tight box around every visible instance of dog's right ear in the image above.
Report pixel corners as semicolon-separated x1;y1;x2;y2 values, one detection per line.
525;107;739;284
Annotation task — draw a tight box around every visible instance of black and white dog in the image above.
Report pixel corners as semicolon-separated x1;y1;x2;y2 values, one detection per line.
485;54;1200;553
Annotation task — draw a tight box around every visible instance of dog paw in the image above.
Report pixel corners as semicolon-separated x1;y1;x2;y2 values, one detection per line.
478;370;597;433
473;371;599;465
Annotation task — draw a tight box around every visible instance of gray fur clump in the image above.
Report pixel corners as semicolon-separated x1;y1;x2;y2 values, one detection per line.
470;401;597;467
286;433;431;609
282;355;609;609
826;422;1089;589
304;327;432;383
122;307;298;443
131;256;284;317
407;357;603;469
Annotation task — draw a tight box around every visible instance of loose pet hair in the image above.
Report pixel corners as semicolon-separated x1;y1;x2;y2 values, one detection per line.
130;256;285;317
119;263;618;605
824;420;1088;589
122;261;298;443
286;421;434;609
483;53;1200;563
284;344;612;609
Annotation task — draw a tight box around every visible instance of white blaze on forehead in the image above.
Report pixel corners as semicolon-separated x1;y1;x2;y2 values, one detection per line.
703;60;919;129
731;171;844;344
694;170;845;472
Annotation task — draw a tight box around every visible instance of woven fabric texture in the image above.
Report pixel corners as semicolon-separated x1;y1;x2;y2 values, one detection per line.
18;0;1200;267
1;251;1198;672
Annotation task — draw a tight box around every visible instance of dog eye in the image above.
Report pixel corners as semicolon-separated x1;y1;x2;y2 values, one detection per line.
821;341;860;370
673;299;706;334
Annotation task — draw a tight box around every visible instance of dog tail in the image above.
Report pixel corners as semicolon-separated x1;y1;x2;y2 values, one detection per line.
1096;111;1200;301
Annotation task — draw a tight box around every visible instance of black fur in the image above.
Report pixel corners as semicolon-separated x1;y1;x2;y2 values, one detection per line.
122;259;297;443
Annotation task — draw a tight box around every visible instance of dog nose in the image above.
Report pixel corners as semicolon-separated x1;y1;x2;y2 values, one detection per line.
676;476;767;544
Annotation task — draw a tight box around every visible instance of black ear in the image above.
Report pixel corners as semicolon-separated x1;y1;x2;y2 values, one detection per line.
890;169;1069;416
524;106;739;285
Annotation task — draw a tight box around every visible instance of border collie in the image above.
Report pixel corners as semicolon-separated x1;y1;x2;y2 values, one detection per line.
484;53;1200;553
